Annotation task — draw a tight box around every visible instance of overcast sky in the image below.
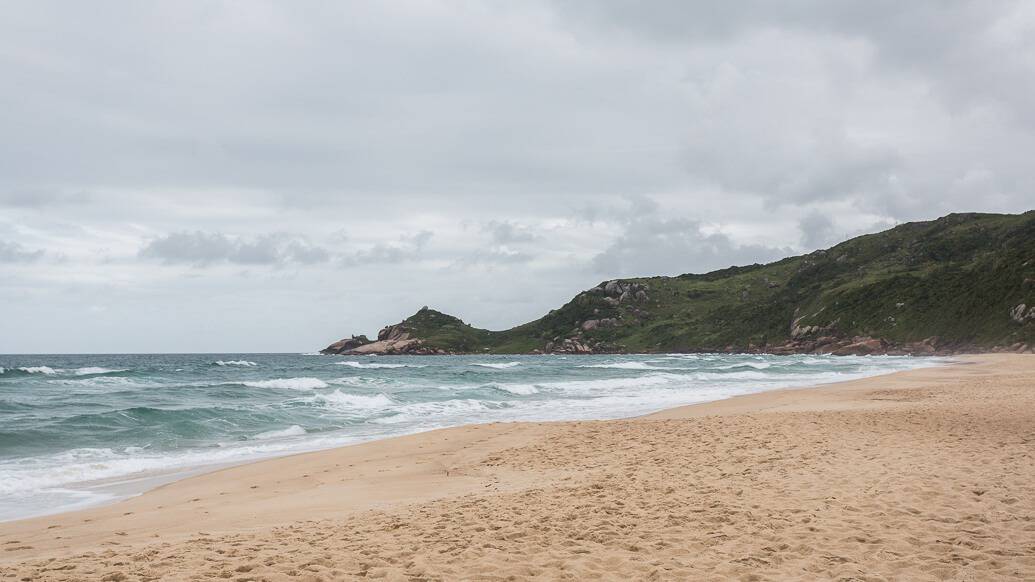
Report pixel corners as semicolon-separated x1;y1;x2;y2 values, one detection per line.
2;1;1034;353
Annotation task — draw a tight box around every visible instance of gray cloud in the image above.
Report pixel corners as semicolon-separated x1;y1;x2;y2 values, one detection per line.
482;221;540;245
2;1;1034;351
592;219;790;277
0;240;45;263
591;199;790;277
140;232;330;266
339;231;434;267
798;212;837;250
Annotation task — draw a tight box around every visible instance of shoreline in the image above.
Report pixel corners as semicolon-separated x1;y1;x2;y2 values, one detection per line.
0;356;955;528
3;354;1033;580
0;354;944;525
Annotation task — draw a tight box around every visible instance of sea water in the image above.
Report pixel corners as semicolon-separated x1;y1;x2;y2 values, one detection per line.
0;352;942;521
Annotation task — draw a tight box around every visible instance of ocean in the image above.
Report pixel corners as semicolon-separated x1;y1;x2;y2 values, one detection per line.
0;352;942;522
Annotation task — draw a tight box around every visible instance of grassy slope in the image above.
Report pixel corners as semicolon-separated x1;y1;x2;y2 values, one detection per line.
392;212;1035;353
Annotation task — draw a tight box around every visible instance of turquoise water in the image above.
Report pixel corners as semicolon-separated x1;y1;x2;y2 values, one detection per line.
0;352;940;521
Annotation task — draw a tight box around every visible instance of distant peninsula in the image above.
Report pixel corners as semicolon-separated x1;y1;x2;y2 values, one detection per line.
322;212;1035;356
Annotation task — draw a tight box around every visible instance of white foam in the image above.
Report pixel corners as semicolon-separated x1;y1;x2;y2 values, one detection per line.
372;399;495;425
243;377;329;390
252;425;307;440
714;361;772;370
489;383;539;395
310;390;394;411
216;360;258;367
471;362;521;369
73;367;127;376
18;366;58;375
337;362;423;369
578;362;657;370
538;372;689;394
50;376;161;390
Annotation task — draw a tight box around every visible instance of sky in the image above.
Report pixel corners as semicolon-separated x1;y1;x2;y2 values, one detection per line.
2;1;1034;353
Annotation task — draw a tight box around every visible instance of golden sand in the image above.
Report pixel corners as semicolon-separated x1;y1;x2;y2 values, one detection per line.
2;354;1033;580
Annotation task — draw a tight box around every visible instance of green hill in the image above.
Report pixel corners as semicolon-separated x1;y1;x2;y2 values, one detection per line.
323;211;1035;355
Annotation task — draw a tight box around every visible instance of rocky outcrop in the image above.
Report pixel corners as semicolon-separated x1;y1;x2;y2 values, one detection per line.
766;335;948;356
320;335;372;355
830;337;887;356
580;318;619;331
320;308;456;355
1010;303;1035;324
544;338;594;354
789;309;839;339
589;280;650;304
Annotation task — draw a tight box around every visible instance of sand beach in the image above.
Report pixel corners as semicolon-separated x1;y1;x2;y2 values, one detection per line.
2;354;1033;581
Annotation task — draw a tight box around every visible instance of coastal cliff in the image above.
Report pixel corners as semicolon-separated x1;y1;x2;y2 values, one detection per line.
322;211;1035;356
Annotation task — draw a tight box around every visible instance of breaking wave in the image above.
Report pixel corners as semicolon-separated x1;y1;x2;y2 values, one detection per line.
337;362;425;369
17;366;58;375
252;425;307;440
242;377;329;390
488;383;539;395
308;390;394;411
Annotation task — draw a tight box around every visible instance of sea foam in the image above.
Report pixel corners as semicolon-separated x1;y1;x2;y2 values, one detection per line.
72;367;127;376
252;425;307;440
578;362;658;370
337;362;423;369
18;366;58;375
243;377;329;390
488;383;539;395
310;390;394;411
471;362;521;369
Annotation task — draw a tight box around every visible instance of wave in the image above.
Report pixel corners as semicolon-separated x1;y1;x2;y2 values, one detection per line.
578;362;657;370
242;377;329;390
372;398;498;425
534;373;691;394
470;362;521;369
49;376;162;390
337;362;424;369
2;366;127;377
252;425;307;440
72;367;128;376
488;382;539;395
215;360;258;367
714;362;772;370
17;366;58;375
309;390;394;411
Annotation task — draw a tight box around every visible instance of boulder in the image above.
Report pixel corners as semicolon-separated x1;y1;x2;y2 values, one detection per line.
581;318;618;331
378;323;411;341
1010;303;1035;324
831;337;886;356
320;335;372;355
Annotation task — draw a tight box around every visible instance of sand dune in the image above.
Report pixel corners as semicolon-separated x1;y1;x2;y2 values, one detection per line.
2;354;1034;580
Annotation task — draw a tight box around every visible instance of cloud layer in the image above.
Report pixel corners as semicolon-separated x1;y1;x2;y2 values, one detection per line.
1;1;1033;352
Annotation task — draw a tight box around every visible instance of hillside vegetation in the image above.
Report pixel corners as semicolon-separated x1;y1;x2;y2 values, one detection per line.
323;212;1035;355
